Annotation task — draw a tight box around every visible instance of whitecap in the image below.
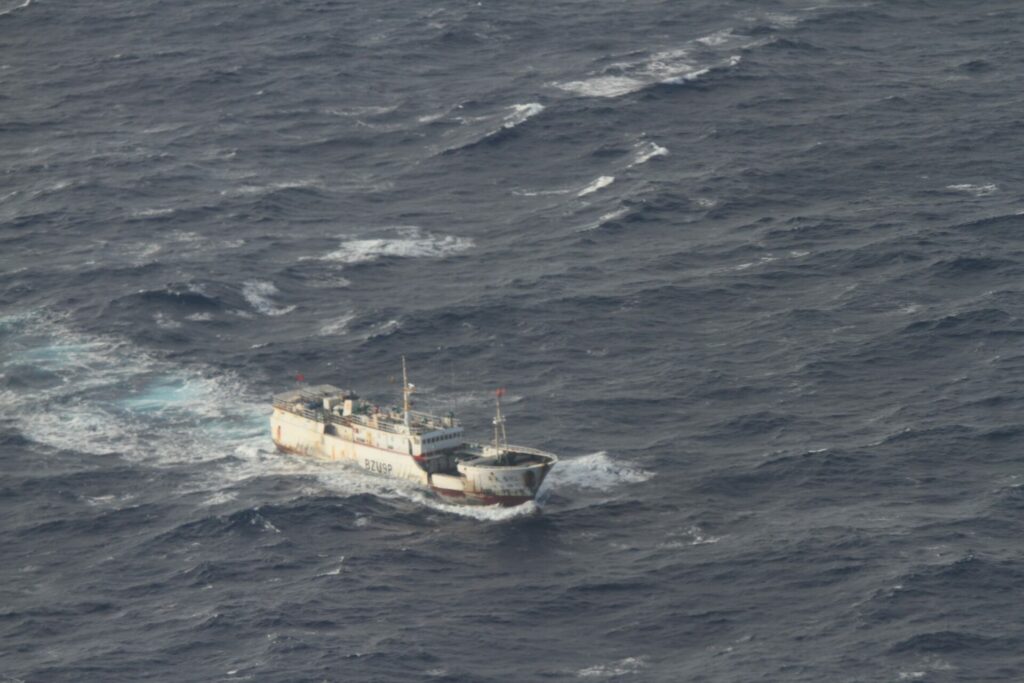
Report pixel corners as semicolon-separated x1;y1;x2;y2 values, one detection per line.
221;179;321;197
760;12;800;29
513;188;573;197
0;0;31;16
946;183;998;197
696;28;735;46
502;102;544;129
555;75;646;98
315;557;346;577
554;50;741;99
325;105;398;117
417;112;446;124
598;207;629;223
542;451;652;492
202;491;237;506
318;312;355;336
577;656;648;678
242;280;296;316
578;176;615;197
319;227;473;264
438;102;545;152
131;207;176;218
123;242;162;264
731;255;778;271
629;141;668;167
153;312;181;329
685;525;720;545
579;207;629;232
365;319;401;339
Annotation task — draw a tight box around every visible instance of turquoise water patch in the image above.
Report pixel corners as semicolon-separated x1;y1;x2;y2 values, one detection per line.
120;377;197;413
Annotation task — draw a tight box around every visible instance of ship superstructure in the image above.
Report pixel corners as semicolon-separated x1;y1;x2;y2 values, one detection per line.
270;359;557;506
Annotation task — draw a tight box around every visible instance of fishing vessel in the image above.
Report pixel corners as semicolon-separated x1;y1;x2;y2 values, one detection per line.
270;359;558;506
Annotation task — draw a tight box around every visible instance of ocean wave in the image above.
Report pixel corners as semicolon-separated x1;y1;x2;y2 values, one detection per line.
512;188;573;197
318;312;356;336
319;227;473;264
629;141;668;167
439;102;545;153
577;656;648;678
0;0;31;18
696;28;736;46
363;318;401;340
946;183;998;197
138;285;222;310
502;102;545;129
543;451;653;492
220;179;322;198
752;12;801;29
578;207;630;232
130;207;177;219
553;49;742;98
241;280;295;316
578;176;615;196
153;312;182;330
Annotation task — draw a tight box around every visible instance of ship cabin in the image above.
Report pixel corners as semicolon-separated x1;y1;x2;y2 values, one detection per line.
272;384;466;459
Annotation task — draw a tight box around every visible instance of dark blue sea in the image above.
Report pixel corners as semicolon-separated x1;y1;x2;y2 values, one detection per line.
3;0;1024;680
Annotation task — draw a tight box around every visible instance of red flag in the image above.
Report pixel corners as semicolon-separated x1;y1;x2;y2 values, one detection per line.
496;387;506;397
296;373;305;383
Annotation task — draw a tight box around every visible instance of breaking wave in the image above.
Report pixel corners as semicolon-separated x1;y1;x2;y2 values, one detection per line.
578;175;615;196
0;0;31;17
318;226;474;264
554;50;742;98
629;141;669;167
241;280;296;316
544;451;653;492
438;102;546;153
946;183;998;197
577;656;648;678
502;102;545;129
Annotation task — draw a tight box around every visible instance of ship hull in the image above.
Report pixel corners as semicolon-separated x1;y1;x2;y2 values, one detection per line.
271;408;553;507
430;487;535;507
274;440;543;507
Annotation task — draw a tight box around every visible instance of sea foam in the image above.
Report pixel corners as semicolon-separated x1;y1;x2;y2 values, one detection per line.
319;227;473;264
554;49;741;98
502;102;545;129
242;280;296;316
543;451;653;492
629;141;669;167
947;183;998;196
578;176;615;196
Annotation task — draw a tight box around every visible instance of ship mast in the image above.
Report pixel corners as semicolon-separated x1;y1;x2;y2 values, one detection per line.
402;356;414;429
493;388;508;462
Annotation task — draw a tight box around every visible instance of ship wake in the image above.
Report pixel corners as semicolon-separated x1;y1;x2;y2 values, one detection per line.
0;312;540;521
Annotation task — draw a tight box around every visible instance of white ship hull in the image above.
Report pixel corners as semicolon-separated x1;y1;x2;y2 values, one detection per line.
271;407;555;506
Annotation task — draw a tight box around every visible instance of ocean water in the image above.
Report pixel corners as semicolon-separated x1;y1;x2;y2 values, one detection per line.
3;0;1024;680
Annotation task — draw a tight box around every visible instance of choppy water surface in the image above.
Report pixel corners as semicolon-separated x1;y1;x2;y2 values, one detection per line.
3;1;1024;680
